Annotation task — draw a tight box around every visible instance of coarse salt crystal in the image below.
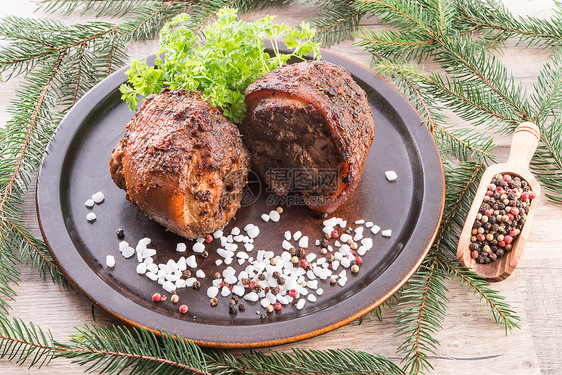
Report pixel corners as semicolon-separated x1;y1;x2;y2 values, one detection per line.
121;247;135;259
306;270;316;280
176;243;186;253
357;246;367;256
224;257;233;265
296;299;306;310
215;259;223;266
244;243;254;252
298;236;309;248
138;237;151;246
146;272;157;281
293;231;302;241
192;242;205;253
260;299;271;308
308;294;317;303
322;226;334;234
306;280;318;289
237;259;245;265
371;225;381;235
176;257;186;271
284;231;292;241
162;281;176;293
323;217;338;228
118;241;129;252
366;221;374;228
382;230;392;237
385;170;398;181
147;264;158;273
176;279;186;288
232;285;245;296
269;210;280;222
85;199;95;208
221;286;231;297
355;219;365;225
92;191;105;203
246;225;260;238
236;252;249;259
233;235;244;242
244;292;259;302
186;255;197;268
361;238;373;250
339;233;351;243
86;212;97;222
282;240;293;250
261;214;270;222
225;243;238;251
105;255;115;268
315;239;320;246
231;227;241;235
338;277;347;287
332;260;340;270
166;274;179;282
341;257;351;268
196;270;205;278
185;277;196;287
305;253;316;262
213;230;223;238
144;248;157;258
316;288;324;296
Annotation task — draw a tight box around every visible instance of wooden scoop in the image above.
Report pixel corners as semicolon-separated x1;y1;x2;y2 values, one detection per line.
457;122;541;281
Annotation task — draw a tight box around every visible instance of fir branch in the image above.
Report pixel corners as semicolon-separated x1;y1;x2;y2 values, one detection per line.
454;0;562;48
395;255;448;374
0;319;404;375
310;0;365;47
440;257;520;333
37;0;154;18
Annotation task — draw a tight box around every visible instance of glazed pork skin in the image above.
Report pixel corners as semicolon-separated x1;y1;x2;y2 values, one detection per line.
110;89;250;239
241;60;375;213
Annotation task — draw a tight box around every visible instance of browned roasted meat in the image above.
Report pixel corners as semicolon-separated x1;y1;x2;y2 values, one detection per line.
240;60;375;213
110;89;250;239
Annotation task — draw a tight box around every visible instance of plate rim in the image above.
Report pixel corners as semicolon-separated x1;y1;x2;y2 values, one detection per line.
36;46;445;348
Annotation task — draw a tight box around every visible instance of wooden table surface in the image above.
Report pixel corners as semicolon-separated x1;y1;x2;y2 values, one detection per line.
1;1;561;374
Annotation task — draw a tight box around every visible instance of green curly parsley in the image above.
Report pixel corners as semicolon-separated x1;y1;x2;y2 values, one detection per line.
120;8;321;123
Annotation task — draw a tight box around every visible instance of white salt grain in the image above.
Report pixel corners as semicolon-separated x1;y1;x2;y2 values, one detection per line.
192;242;205;253
147;264;158;273
293;231;302;241
196;270;205;278
338;277;347;287
121;247;135;259
307;294;317;303
385;170;398;181
366;221;374;228
269;210;280;222
221;286;231;297
186;255;197;268
355;219;365;225
316;288;324;296
92;191;105;203
213;230;223;238
361;238;373;250
260;299;271;308
185;278;196;287
176;243;187;253
232;285;245;296
118;241;129;252
163;281;176;293
341;257;351;268
284;231;292;241
86;212;97;222
146;272;157;281
244;292;259;302
244;243;254;252
215;259;223;266
231;227;241;235
282;240;293;250
261;214;270;222
382;230;392;237
332;260;340;270
105;255;115;268
85;199;95;208
144;248;157;258
298;236;309;248
371;225;381;235
296;299;306;310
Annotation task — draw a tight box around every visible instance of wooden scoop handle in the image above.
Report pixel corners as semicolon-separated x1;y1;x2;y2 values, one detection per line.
507;122;540;169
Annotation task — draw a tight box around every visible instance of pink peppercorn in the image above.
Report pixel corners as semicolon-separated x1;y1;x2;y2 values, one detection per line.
248;281;257;290
152;293;161;302
521;192;528;200
205;235;213;243
355;256;363;265
486;190;494;196
179;304;188;314
511;207;519;215
499;241;506;247
529;192;536;200
503;174;511;182
484;209;493;216
510;229;517;236
471;250;479;259
299;259;309;269
274;302;282;311
289;289;298;298
504;235;513;244
477;233;485;241
331;230;339;239
508;214;514;221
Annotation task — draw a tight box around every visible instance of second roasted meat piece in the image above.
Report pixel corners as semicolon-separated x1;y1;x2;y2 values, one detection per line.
110;89;250;239
240;60;375;213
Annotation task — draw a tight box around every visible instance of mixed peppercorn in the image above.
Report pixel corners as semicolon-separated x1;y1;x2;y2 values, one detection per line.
469;173;535;264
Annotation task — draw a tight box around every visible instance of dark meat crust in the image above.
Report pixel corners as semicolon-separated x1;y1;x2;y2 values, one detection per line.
110;89;250;239
242;60;375;213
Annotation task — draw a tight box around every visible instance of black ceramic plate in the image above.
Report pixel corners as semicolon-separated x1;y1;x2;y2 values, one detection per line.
37;47;444;348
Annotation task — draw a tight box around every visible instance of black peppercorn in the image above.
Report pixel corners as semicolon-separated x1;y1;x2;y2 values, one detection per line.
321;239;329;248
277;277;285;285
297;248;306;258
229;298;236;305
260;314;266;320
272;271;281;279
258;273;266;281
289;248;296;256
192;280;201;290
232;295;239;302
116;228;124;238
201;250;209;259
229;304;237;315
239;303;246;312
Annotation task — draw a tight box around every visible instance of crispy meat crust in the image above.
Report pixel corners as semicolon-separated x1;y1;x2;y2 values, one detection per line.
110;89;250;239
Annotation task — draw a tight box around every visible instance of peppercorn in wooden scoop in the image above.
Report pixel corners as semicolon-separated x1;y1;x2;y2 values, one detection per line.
457;122;541;282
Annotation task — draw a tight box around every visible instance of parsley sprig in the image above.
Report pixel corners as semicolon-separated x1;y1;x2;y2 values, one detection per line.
120;8;320;123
